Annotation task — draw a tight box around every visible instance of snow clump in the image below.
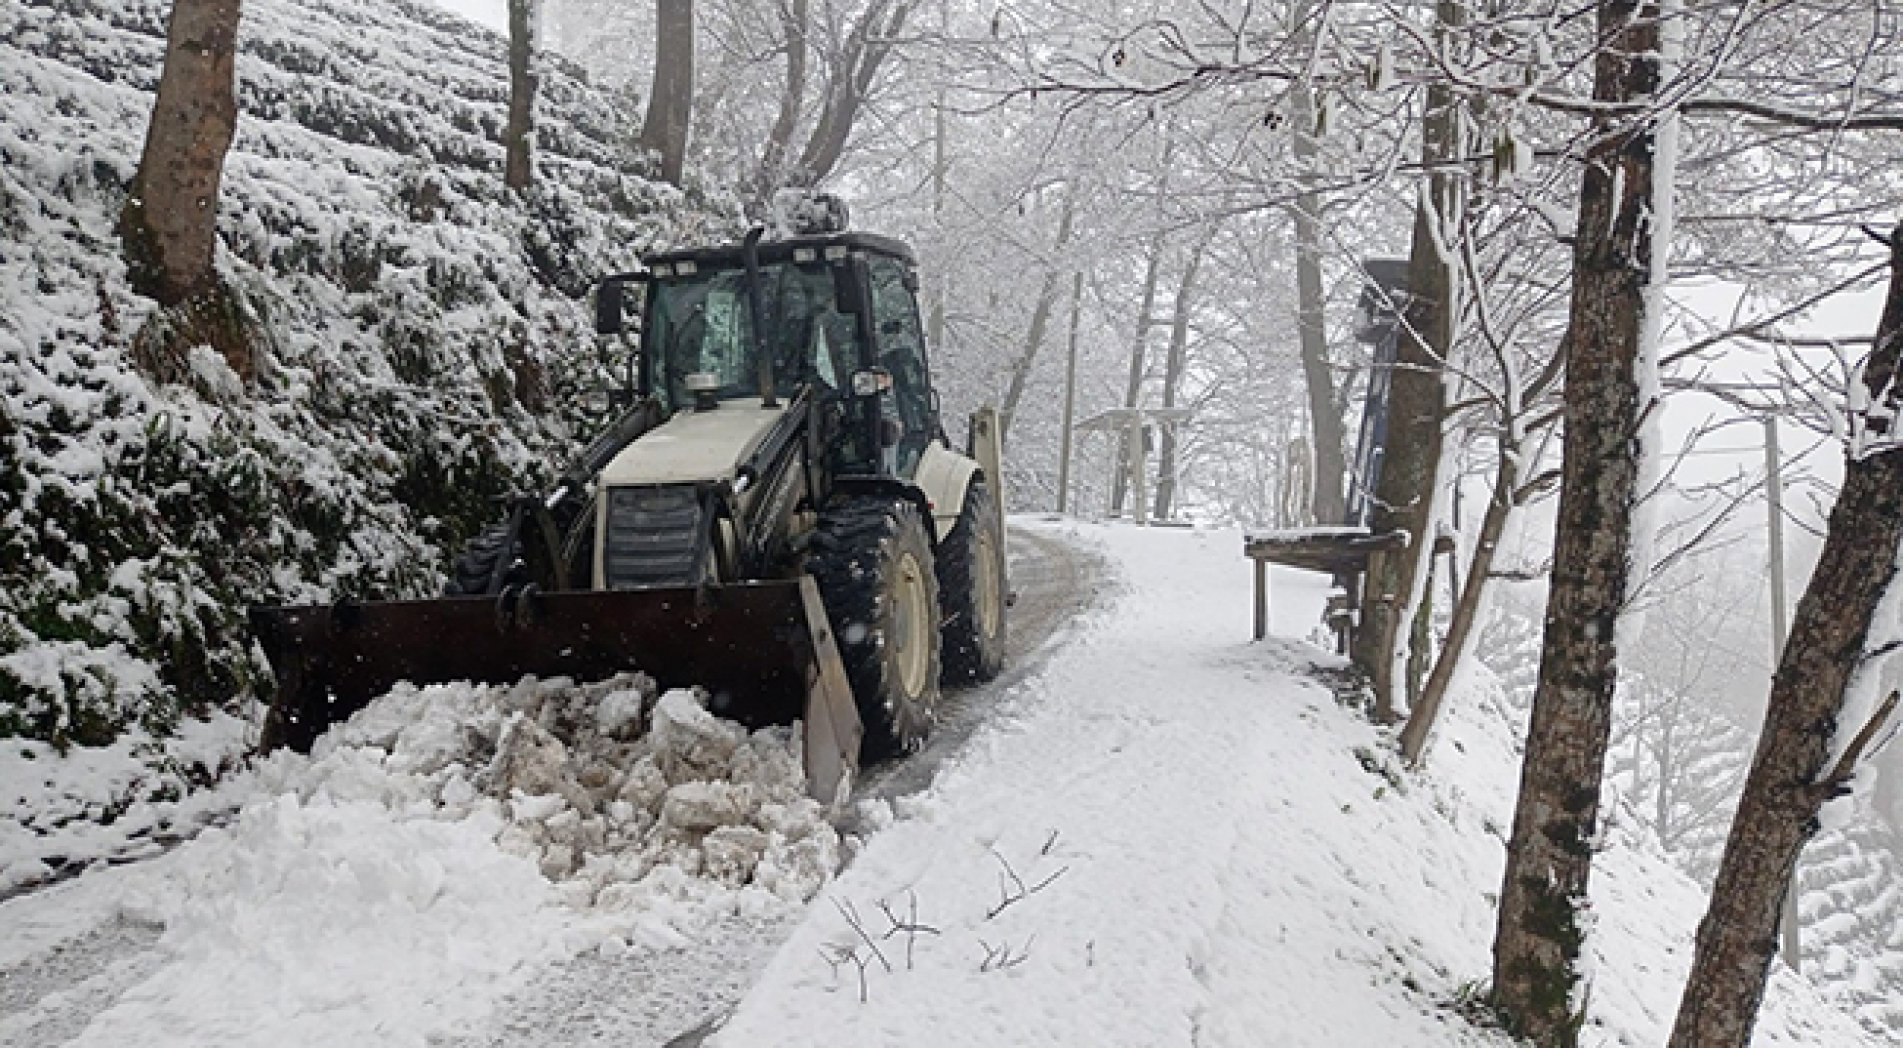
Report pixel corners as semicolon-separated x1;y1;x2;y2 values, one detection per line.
282;673;842;923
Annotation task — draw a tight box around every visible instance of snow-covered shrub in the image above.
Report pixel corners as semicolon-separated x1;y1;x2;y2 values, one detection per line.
0;0;738;750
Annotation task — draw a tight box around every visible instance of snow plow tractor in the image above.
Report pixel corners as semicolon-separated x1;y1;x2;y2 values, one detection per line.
249;214;1008;802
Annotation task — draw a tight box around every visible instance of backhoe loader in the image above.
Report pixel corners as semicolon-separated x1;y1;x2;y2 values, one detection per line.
250;206;1008;801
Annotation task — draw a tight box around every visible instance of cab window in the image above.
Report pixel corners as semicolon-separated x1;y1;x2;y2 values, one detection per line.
868;256;934;473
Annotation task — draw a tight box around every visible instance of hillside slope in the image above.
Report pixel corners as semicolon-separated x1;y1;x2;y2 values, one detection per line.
0;0;726;769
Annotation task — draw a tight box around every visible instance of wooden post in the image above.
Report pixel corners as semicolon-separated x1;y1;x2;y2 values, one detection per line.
1130;414;1148;526
1254;555;1268;641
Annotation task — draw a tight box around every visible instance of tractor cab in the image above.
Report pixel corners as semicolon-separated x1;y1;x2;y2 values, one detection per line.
630;232;939;477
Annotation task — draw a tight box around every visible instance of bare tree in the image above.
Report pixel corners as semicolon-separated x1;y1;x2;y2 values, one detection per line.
1489;1;1671;1040
1400;220;1572;764
1288;52;1347;527
639;0;694;185
1353;0;1466;722
756;0;810;199
998;187;1076;443
504;0;538;190
1109;138;1174;518
1667;223;1903;1048
792;0;917;186
1152;225;1218;520
120;0;243;308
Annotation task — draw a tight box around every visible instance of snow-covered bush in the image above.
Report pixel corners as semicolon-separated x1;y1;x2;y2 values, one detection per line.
0;0;737;750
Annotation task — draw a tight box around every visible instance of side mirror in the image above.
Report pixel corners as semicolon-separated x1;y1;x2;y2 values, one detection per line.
595;278;627;336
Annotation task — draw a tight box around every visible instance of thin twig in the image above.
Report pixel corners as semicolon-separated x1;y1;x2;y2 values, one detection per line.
833;898;893;974
877;891;941;971
978;935;1036;972
986;846;1069;920
1821;690;1900;793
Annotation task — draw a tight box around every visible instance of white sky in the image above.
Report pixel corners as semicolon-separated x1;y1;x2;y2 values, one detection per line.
433;0;506;34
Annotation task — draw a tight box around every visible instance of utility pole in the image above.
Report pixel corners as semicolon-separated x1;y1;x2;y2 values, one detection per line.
1056;271;1083;514
1765;415;1801;972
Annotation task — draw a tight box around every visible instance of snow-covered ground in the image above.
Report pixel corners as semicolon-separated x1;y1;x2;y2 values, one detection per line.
0;519;1881;1046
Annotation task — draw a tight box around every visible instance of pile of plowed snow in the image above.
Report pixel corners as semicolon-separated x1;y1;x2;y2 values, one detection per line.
281;675;842;917
0;677;840;1047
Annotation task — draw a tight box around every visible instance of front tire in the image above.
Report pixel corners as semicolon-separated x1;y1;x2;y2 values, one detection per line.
937;478;1007;683
808;498;942;759
442;523;527;596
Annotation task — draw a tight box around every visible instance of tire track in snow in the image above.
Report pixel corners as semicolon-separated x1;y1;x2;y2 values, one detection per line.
0;916;164;1047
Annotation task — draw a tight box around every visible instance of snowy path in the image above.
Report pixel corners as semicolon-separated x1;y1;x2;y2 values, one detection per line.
703;523;1470;1047
704;523;1881;1048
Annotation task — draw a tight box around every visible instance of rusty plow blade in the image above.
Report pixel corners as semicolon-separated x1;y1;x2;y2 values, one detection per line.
248;579;863;802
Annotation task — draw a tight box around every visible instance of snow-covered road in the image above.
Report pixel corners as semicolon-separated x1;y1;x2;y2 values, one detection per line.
0;520;1881;1048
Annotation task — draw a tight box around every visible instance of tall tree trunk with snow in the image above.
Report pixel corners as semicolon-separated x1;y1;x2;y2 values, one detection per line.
1152;230;1214;522
639;0;693;186
1490;3;1669;1041
998;191;1075;444
1111;230;1167;516
1353;6;1462;722
1111;140;1175;517
120;0;243;308
1290;79;1348;527
1666;223;1903;1048
503;0;537;190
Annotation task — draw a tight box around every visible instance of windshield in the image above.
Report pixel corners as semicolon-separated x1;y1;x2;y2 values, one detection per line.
643;262;858;411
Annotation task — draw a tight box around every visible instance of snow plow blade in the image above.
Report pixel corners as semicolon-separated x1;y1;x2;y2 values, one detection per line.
248;578;862;801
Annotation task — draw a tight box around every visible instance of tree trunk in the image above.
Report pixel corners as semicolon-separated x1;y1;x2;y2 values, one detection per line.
755;0;809;204
639;0;694;186
1110;232;1166;517
998;192;1076;443
1666;224;1903;1048
1152;230;1214;521
1490;3;1667;1042
1399;428;1519;763
503;0;537;190
1290;80;1347;527
120;0;243;307
1112;141;1175;517
923;0;948;354
1352;10;1462;722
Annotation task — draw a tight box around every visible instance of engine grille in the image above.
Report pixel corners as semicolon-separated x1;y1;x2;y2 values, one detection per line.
603;485;704;589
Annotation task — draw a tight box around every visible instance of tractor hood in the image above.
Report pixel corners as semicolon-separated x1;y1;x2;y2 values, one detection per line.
598;398;784;487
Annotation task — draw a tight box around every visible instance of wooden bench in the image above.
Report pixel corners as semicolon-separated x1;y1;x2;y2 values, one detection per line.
1243;528;1409;651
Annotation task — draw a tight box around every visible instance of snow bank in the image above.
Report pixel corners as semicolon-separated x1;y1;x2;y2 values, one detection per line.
0;710;251;897
1;675;840;1046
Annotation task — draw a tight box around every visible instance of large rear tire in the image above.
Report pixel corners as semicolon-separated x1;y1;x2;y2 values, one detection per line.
937;478;1007;683
808;498;942;759
442;523;527;596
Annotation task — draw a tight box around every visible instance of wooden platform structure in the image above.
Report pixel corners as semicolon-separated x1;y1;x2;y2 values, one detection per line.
1243;528;1408;650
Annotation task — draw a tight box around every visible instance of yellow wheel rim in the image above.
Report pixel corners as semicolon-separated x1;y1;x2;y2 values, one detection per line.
892;551;931;698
